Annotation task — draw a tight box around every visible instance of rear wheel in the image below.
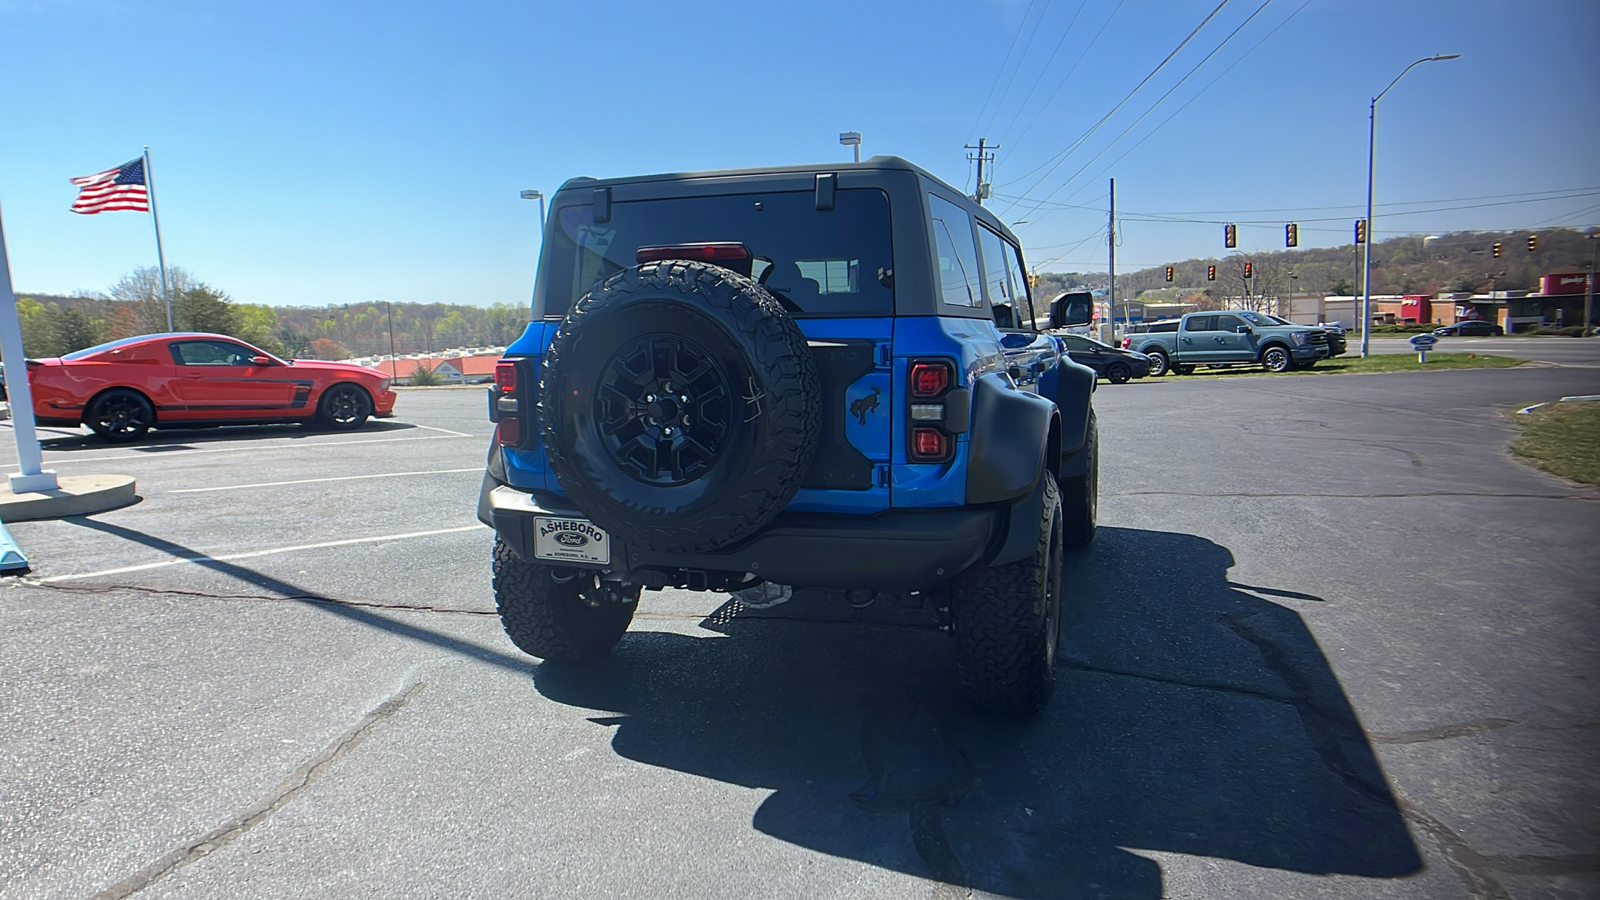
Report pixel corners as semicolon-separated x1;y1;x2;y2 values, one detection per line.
85;389;154;442
1105;362;1131;384
318;383;372;429
954;474;1063;717
1145;350;1171;377
1175;365;1196;376
493;538;639;661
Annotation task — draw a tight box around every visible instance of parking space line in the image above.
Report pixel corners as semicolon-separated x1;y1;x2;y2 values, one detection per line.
41;524;490;583
30;433;470;466
170;468;482;493
409;424;475;437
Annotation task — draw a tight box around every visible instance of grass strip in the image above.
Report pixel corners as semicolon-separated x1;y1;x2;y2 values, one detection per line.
1176;352;1523;379
1509;401;1600;486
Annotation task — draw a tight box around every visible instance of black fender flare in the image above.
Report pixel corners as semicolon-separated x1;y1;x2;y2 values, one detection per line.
965;372;1054;505
1038;356;1095;461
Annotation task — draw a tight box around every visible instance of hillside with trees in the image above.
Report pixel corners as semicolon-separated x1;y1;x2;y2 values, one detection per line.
1035;226;1597;304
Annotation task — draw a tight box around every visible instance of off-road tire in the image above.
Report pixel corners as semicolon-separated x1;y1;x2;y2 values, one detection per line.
541;260;820;553
1261;345;1293;373
1106;362;1131;384
953;474;1063;717
85;388;154;442
492;538;639;662
1145;349;1171;377
317;383;372;429
1060;411;1097;549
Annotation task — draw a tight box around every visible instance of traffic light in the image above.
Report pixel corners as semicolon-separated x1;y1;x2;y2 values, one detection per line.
1492;241;1502;258
1355;219;1367;244
1528;235;1538;252
1165;266;1174;282
1285;223;1298;248
1243;262;1254;279
1207;265;1217;281
1224;224;1237;248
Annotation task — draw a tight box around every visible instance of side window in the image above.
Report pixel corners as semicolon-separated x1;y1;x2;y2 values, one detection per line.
1183;315;1217;333
171;340;250;366
928;193;981;308
1215;314;1245;333
1062;336;1091;353
1004;241;1034;328
977;225;1016;328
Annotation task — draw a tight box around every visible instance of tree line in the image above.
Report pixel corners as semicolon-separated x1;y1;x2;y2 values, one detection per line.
11;267;534;361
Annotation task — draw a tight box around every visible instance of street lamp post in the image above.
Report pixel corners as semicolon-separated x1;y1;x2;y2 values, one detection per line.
1361;53;1462;358
1289;272;1297;317
519;189;545;225
839;131;862;163
1585;232;1597;337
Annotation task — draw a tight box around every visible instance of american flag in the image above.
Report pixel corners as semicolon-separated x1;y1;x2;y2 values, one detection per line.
69;158;149;214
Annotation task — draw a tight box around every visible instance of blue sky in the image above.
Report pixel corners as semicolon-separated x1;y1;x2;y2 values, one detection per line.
2;0;1596;307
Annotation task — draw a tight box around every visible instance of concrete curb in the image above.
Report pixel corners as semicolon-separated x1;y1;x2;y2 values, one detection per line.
0;474;138;522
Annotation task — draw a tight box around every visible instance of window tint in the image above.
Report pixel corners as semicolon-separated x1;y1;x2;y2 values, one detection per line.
928;193;981;308
171;340;252;366
1062;336;1093;352
1215;314;1245;332
1184;315;1217;333
977;225;1016;327
1005;242;1035;327
543;188;893;318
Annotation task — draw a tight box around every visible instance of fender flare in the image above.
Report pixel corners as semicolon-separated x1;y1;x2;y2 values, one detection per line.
965;372;1053;505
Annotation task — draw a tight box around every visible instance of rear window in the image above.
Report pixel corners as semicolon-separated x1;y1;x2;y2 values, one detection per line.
61;336;147;360
542;188;893;318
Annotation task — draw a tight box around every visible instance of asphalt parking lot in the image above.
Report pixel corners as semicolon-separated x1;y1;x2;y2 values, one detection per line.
2;361;1597;899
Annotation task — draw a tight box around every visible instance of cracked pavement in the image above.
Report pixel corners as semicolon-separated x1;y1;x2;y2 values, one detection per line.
2;362;1597;899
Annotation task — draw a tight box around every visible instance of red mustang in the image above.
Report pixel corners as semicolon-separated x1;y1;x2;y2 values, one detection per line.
26;333;398;441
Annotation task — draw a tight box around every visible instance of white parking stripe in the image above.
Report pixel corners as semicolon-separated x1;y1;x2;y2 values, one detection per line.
170;467;481;493
28;433;470;467
408;424;475;437
42;524;490;583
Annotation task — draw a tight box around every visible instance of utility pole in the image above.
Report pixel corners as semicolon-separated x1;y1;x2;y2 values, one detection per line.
1108;177;1116;337
966;139;997;205
1585;233;1597;337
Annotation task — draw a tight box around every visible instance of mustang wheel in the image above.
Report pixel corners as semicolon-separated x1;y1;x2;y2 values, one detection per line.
85;389;154;442
541;260;820;554
318;383;372;429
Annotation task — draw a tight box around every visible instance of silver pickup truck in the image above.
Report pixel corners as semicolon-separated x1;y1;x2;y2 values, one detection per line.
1127;310;1331;376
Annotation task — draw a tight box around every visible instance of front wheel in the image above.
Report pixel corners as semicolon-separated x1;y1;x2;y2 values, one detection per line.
317;383;372;429
1145;350;1171;377
493;538;639;662
1105;362;1131;384
1262;346;1293;373
953;474;1063;717
86;389;154;442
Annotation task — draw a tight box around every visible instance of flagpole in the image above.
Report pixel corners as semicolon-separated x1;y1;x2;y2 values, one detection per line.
0;206;60;494
143;146;173;333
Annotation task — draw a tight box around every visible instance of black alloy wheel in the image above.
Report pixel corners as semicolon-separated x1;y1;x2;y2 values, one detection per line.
318;383;372;429
86;389;154;442
596;334;731;486
1106;362;1132;384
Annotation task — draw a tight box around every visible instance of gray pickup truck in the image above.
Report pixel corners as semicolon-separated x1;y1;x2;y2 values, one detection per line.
1128;310;1331;376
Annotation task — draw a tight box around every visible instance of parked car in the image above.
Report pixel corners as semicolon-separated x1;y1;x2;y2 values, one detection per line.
1434;320;1503;337
1053;333;1151;383
26;333;397;441
1119;319;1179;349
1128;310;1330;375
480;156;1100;716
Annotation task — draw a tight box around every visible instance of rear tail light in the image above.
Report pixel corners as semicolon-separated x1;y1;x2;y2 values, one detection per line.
907;358;956;463
494;361;518;393
498;416;522;445
635;242;751;264
909;361;951;399
493;358;531;448
910;427;949;462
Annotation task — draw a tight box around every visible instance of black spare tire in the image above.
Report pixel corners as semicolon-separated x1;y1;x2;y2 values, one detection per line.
541;260;821;554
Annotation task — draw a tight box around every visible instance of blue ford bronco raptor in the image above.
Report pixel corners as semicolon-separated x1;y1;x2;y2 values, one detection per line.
479;157;1099;715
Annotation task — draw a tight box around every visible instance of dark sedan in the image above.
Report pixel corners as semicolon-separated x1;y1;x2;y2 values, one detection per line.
1053;333;1152;383
1435;320;1504;336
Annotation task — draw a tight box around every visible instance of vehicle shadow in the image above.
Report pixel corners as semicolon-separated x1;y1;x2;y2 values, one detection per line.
533;526;1421;898
24;418;420;453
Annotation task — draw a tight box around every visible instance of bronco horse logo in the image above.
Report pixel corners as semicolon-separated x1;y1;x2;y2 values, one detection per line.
849;385;881;425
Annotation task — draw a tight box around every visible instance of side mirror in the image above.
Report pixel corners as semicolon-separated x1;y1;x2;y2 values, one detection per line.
251;356;274;365
1007;366;1025;382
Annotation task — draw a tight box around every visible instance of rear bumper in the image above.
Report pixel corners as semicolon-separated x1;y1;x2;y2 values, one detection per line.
480;480;1004;592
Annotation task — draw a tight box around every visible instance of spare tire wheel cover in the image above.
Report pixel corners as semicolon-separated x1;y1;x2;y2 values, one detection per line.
541;260;820;554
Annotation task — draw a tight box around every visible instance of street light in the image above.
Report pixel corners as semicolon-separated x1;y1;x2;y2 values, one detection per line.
839;131;861;163
1585;232;1597;337
1289;272;1297;317
1361;53;1462;357
519;189;545;225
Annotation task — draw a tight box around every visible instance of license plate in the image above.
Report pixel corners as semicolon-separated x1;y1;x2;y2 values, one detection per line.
533;516;611;565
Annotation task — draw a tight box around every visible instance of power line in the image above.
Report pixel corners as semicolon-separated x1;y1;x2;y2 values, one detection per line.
968;0;1045;140
999;187;1600;221
999;0;1234;210
1003;0;1129;160
993;0;1094;151
980;0;1058;140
